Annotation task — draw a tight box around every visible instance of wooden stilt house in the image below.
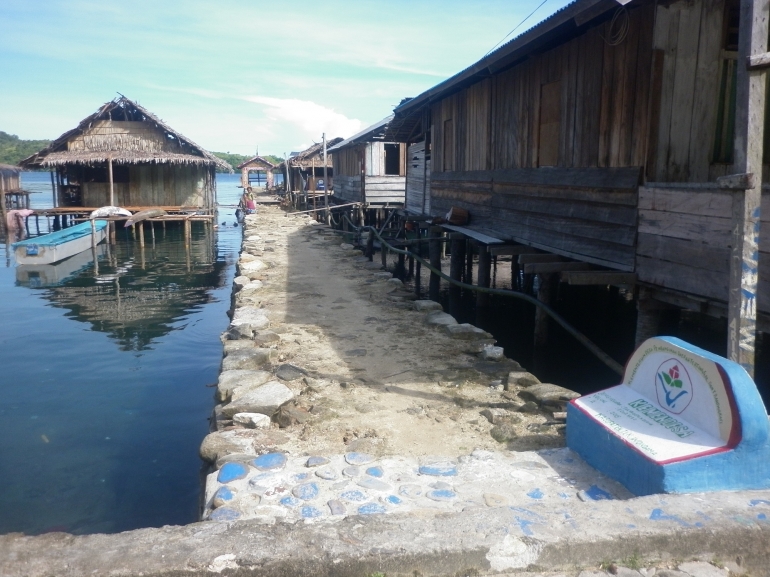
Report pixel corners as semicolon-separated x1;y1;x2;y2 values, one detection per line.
388;0;770;369
19;96;230;210
278;139;342;195
329;115;407;206
237;155;276;190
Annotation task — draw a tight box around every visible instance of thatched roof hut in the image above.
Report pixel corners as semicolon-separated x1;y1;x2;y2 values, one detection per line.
278;138;343;192
20;96;229;209
0;164;21;193
236;155;276;189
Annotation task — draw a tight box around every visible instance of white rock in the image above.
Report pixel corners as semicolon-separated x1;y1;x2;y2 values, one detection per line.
217;370;272;402
424;310;458;326
230;307;270;334
414;300;443;312
233;275;251;290
222;381;294;418
233;412;272;428
481;345;505;361
221;348;276;371
386;278;404;287
444;323;493;340
239;259;265;275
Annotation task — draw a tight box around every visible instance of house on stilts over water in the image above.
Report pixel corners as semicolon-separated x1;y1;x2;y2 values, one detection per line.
386;0;770;375
19;96;231;211
237;155;276;190
278;138;342;209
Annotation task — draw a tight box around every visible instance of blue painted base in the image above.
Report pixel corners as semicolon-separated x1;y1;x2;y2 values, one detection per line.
567;402;770;495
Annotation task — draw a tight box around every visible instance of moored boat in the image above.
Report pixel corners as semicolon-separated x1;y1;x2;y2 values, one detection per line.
12;220;108;265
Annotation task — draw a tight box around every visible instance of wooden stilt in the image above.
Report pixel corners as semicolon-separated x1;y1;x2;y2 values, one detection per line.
428;226;443;301
465;240;474;284
477;245;492;308
534;274;556;347
414;234;422;299
381;237;388;269
138;222;145;247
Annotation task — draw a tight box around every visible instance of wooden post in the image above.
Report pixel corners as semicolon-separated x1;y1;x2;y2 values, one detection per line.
150;221;155;246
138;222;145;247
477;245;492;308
90;218;96;250
465;241;474;284
381;236;388;269
50;170;57;207
635;288;666;347
534;274;556;347
366;229;374;261
428;226;443;301
727;0;769;376
449;233;465;308
185;218;191;246
323;133;330;225
108;157;114;206
414;230;422;299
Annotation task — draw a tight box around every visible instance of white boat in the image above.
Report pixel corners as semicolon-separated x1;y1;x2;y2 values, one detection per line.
16;245;106;287
12;220;108;265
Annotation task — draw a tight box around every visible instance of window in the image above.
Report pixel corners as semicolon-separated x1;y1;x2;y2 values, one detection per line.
384;143;401;175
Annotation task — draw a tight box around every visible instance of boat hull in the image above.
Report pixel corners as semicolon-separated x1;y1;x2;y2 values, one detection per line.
12;220;108;265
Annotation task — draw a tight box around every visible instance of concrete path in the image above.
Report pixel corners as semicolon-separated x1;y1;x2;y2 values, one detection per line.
2;206;769;576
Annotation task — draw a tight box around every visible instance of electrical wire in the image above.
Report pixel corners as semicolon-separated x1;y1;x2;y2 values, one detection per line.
601;6;630;46
484;0;551;57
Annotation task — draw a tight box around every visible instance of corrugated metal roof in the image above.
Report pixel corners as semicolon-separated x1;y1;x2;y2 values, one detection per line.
327;115;394;152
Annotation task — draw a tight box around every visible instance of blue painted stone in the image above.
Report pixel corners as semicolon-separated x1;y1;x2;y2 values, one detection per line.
358;502;387;515
328;499;346;515
217;462;248;483
345;452;375;465
427;489;456;502
342;466;360;477
385;495;402;505
209;507;240;521
213;486;235;508
280;496;301;507
527;488;544;500
399;484;423;498
315;467;338;480
418;463;457;477
340;490;367;502
357;477;391;491
558;492;570;500
306;456;330;467
293;473;310;482
300;506;323;518
584;485;613;500
366;466;384;478
759;513;767;520
292;482;320;500
252;452;287;471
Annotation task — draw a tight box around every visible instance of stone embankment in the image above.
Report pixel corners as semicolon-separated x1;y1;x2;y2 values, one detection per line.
2;205;769;577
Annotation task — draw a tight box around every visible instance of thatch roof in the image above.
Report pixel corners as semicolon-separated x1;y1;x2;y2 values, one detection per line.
20;96;231;172
0;163;21;176
236;155;276;170
277;137;343;170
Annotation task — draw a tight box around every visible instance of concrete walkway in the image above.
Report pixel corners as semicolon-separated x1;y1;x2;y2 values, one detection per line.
2;206;769;576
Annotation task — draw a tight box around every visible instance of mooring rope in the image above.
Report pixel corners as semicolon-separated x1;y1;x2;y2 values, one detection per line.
341;214;624;376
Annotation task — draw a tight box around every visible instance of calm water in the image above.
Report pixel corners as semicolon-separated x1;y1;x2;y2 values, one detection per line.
0;172;246;535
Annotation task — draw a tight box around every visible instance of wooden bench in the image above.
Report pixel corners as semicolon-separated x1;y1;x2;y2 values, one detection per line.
567;336;770;495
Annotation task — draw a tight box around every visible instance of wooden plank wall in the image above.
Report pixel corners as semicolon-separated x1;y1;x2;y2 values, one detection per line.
406;142;427;214
637;185;770;312
83;164;208;207
332;146;361;178
648;0;725;181
431;3;655;173
333;175;363;203
432;167;640;270
366;142;384;176
364;176;405;204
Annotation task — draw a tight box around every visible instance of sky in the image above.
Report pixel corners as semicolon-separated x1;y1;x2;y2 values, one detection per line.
0;0;574;157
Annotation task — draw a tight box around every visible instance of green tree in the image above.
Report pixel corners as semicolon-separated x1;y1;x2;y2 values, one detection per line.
0;131;50;166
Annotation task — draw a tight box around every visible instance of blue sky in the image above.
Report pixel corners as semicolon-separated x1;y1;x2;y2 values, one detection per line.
0;0;573;156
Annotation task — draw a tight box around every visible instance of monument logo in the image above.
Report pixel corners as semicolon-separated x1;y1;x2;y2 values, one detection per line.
655;359;693;414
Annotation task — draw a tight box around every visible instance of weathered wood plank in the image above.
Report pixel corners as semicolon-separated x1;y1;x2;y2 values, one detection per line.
654;3;680;180
637;254;728;301
638;208;731;245
523;262;593;274
490;193;638;226
561;271;637;285
431;167;641;189
638;186;731;216
636;232;730;271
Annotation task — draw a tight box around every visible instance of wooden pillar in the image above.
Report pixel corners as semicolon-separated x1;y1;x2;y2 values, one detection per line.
449;233;465;309
465;241;474;284
241;167;249;188
477;245;492;308
635;288;665;347
184;218;191;246
726;0;769;377
50;170;57;208
414;230;422;299
534;274;556;347
381;236;388;269
428;226;443;301
266;170;274;189
138;222;145;247
108;157;114;206
366;229;374;260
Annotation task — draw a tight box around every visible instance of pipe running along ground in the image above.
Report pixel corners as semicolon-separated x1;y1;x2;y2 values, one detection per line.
339;215;624;376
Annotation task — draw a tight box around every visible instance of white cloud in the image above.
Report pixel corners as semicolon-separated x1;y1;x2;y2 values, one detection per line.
241;96;363;145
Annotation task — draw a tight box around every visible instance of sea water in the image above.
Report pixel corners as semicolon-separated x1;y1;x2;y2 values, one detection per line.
0;172;245;535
